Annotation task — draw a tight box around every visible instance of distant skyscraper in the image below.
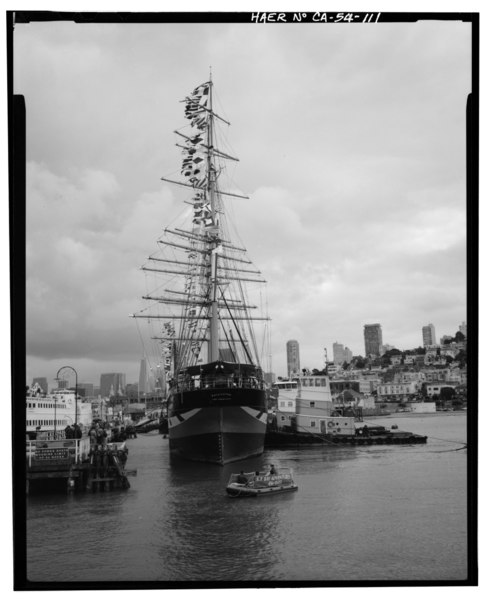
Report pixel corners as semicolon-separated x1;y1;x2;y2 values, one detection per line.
422;323;436;347
139;359;149;396
78;383;94;398
364;324;383;357
32;377;48;394
332;342;344;365
459;322;467;337
344;346;353;363
286;340;300;377
332;342;352;365
100;373;126;398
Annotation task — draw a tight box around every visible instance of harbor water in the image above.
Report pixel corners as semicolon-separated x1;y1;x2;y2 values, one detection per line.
26;412;468;584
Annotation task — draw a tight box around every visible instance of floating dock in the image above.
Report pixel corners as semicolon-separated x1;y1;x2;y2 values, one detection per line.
265;425;427;448
26;437;136;494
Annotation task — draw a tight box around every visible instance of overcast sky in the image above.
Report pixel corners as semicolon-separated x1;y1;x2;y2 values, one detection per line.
14;15;471;386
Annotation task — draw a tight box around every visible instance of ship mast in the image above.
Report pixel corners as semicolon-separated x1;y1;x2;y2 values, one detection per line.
133;77;270;373
207;76;220;362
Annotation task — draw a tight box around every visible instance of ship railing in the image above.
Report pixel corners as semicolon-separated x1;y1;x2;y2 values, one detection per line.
175;376;264;393
25;436;91;467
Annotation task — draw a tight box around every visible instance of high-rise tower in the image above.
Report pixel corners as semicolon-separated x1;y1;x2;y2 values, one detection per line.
100;373;126;398
422;323;436;347
139;358;149;396
363;324;383;357
286;340;300;378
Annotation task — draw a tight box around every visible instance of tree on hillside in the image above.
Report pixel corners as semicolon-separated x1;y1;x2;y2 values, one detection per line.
440;387;456;402
455;350;467;366
352;356;367;369
312;368;326;376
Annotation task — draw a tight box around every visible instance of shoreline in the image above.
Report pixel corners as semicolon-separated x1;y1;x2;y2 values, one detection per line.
364;411;466;420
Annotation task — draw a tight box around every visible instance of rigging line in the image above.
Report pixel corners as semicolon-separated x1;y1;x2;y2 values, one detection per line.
134;317;154;373
425;435;468;446
218;285;254;365
238;277;260;365
220;320;237;362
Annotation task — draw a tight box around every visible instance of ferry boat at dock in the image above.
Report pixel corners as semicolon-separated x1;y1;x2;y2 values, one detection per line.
26;383;93;439
133;77;269;465
226;467;298;498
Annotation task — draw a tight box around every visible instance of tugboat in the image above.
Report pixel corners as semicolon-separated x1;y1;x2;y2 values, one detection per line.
226;467;298;498
133;76;270;465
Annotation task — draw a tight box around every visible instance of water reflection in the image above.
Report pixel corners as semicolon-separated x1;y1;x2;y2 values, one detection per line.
26;415;468;583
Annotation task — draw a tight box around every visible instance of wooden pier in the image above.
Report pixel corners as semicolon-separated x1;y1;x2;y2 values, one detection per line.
26;438;136;494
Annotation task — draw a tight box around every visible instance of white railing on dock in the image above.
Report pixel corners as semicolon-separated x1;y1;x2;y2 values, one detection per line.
26;437;91;467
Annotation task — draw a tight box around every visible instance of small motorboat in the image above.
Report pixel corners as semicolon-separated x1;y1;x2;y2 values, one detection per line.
226;467;298;498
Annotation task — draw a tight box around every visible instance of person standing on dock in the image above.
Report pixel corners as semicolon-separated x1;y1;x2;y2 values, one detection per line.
89;424;97;445
96;424;107;446
270;464;277;475
74;423;82;439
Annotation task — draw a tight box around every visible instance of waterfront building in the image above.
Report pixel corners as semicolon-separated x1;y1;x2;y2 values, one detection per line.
422;369;448;383
364;324;383;357
426;383;456;397
334;388;375;410
424;347;449;366
100;373;126;398
377;381;418;398
329;380;361;394
286;340;300;378
422;323;436;347
78;383;94;398
393;371;425;385
32;377;48;394
358;378;381;394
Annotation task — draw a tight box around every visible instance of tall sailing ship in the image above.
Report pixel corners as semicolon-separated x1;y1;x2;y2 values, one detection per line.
133;78;270;465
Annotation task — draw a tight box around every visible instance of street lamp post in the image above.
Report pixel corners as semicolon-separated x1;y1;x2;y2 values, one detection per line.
56;366;78;428
54;398;58;439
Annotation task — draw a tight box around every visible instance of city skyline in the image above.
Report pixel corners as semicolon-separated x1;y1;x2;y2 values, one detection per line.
29;318;467;387
16;18;468;385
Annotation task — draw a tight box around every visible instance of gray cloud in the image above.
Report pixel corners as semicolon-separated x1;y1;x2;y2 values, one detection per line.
15;19;469;385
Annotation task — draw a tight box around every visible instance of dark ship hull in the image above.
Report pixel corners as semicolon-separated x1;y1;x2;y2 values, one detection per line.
168;363;268;465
